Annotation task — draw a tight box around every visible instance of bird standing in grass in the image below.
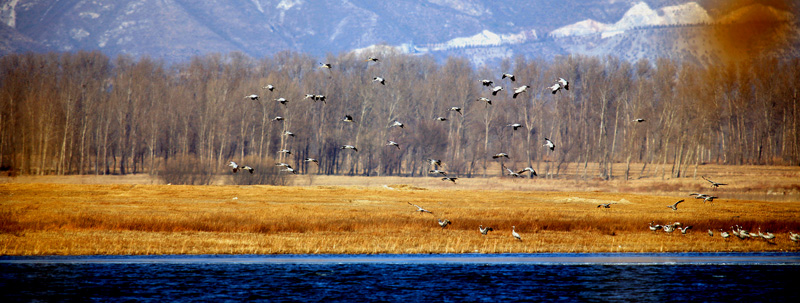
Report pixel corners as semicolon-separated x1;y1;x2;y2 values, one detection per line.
512;226;522;241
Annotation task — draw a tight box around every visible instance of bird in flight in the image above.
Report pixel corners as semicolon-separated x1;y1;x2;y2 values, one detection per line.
667;199;685;211
386;140;400;149
557;78;569;90
502;73;516;81
408;202;433;215
479;225;494;235
597;202;616;208
507;123;523;130
373;77;386;85
438;219;451;229
442;177;458;183
481;79;494;86
544;138;555;151
228;161;240;173
702;176;727;189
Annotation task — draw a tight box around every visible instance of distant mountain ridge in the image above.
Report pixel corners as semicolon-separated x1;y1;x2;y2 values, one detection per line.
0;0;797;65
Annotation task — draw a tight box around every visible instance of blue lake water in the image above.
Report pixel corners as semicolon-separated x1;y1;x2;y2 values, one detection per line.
2;253;798;302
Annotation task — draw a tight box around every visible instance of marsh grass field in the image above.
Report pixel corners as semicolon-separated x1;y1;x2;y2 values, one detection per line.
2;164;800;255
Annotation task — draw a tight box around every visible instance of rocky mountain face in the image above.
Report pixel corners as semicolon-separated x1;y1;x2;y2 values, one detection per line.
1;0;797;65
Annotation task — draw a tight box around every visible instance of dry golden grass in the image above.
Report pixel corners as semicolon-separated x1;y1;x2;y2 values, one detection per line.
2;167;800;255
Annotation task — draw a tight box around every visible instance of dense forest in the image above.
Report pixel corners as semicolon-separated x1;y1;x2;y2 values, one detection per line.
0;49;798;184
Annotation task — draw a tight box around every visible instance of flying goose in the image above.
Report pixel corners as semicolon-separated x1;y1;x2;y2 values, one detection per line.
390;121;404;128
548;83;562;94
507;123;523;130
702;195;718;203
272;116;284;121
520;167;537;176
491;86;504;95
372;77;386;85
282;130;295;137
438;219;452;229
304;158;318;164
512;86;529;99
275;162;292;168
427;158;442;167
304;94;315;99
386;140;400;149
633;118;646;123
341;145;358;151
263;84;275;91
557;78;569;90
544;138;555;151
435;117;448;121
365;57;379;62
667;199;685;211
429;169;447;176
281;167;297;174
245;94;259;100
479;225;494;235
342;115;355;123
408;202;433;215
512;226;522;241
477;97;492;105
481;79;494;86
314;95;326;103
442;177;458;183
502;73;516;81
242;165;254;174
449;107;462;115
228;161;240;173
702;176;727;189
505;166;522;177
492;152;509;159
597;202;616;208
275;97;288;105
319;62;332;69
278;149;292;155
678;225;693;234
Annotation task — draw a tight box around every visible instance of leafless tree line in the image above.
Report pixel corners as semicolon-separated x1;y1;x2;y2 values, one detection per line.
0;50;798;181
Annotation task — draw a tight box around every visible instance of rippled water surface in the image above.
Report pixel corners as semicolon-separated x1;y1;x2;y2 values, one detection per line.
2;253;798;302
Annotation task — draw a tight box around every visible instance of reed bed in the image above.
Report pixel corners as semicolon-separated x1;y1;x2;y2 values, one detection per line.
1;182;799;255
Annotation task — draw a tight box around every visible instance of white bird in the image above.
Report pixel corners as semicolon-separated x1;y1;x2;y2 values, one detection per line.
341;145;358;152
548;83;562;94
479;225;494;235
245;94;259;100
272;116;284;121
372;77;386;85
708;229;714;237
435;117;448;121
304;158;319;164
242;165;254;174
477;97;492;105
386;140;400;149
557;78;569;90
314;95;326;103
275;162;292;168
390;121;404;128
365;56;379;62
263;84;275;91
720;229;730;238
507;123;523;130
319;62;332;69
449;107;462;115
512;86;529;99
512;226;522;241
438;219;451;229
678;225;693;234
282;167;297;174
649;221;662;232
689;193;708;199
275;97;288;105
667;199;685;211
502;73;516;81
491;86;504;95
492;152;509;159
278;149;292;155
597;202;616;208
429;169;447;176
702;195;718;203
633;118;646;123
520;167;537;176
759;228;775;240
505;166;522;177
543;138;555;151
304;94;315;99
408;202;433;215
342;115;355;123
228;161;239;173
283;130;295;137
481;79;494;86
442;177;458;183
789;232;800;242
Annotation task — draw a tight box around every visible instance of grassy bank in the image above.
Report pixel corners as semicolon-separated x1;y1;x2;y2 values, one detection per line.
2;180;799;255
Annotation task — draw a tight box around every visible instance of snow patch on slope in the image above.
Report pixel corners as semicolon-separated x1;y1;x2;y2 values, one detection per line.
550;2;711;38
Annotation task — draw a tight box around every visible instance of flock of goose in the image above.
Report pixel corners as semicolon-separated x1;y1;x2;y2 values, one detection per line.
408;202;523;241
226;56;575;181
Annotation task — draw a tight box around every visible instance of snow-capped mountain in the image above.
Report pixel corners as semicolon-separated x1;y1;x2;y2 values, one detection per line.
0;0;797;66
